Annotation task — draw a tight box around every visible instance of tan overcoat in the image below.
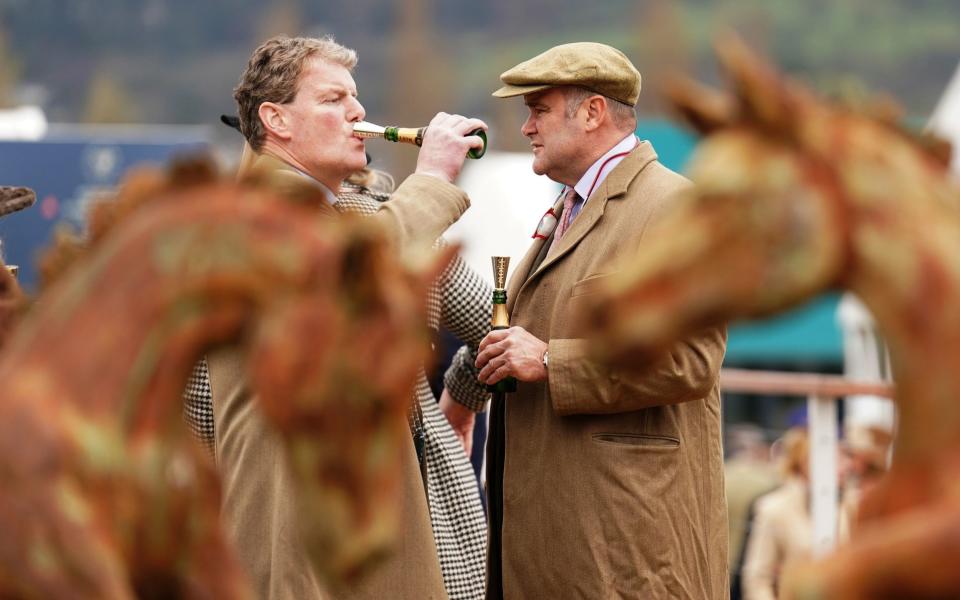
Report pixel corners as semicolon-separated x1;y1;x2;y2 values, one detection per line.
487;141;729;599
741;478;851;600
210;153;468;599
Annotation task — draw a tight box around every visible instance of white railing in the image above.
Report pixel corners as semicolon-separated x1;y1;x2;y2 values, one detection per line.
720;369;895;556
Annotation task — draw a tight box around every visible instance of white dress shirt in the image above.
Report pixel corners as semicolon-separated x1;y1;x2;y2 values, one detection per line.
572;133;639;206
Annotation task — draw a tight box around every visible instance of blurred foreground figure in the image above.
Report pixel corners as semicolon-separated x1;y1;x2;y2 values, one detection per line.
586;34;960;599
0;160;448;598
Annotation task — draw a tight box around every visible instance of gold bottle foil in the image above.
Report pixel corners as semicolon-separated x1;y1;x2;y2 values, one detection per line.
393;127;424;146
491;256;510;290
490;256;511;329
488;255;517;393
491;302;510;329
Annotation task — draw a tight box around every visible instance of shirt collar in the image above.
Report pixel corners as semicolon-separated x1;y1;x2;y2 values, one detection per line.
293;167;339;206
316;180;339;206
573;133;638;202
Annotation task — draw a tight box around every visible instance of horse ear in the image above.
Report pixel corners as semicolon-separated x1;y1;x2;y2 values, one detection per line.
664;75;735;135
918;134;954;169
714;32;801;132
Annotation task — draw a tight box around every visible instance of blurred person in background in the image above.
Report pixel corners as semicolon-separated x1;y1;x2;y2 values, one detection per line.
724;424;779;600
741;427;851;600
475;42;728;600
840;424;893;535
199;35;490;600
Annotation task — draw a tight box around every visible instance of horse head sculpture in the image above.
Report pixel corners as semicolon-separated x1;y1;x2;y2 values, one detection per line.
0;160;450;598
585;37;960;599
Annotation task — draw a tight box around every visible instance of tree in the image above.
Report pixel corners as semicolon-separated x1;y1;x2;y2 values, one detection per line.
256;0;303;41
82;69;141;123
0;27;21;108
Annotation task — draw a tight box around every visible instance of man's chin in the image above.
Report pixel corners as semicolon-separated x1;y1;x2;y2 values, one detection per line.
348;155;368;173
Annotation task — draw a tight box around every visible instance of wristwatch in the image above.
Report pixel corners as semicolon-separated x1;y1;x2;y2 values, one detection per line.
541;349;549;371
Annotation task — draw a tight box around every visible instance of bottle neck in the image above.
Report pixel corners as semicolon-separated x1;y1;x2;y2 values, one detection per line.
491;288;509;329
488;288;517;392
491;304;510;329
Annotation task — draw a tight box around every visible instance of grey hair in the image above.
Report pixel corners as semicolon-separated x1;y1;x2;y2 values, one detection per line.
563;86;636;131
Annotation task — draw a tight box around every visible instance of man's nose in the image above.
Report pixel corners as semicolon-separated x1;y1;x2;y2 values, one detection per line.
520;115;536;137
348;96;365;122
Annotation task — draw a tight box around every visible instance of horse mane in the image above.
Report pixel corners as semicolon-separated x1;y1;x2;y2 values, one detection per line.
37;156;220;292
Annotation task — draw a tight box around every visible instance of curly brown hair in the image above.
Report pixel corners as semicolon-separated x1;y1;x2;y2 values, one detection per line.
234;35;357;151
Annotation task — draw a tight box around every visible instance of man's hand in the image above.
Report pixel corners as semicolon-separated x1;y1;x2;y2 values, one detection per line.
439;388;475;457
476;326;548;385
415;112;488;184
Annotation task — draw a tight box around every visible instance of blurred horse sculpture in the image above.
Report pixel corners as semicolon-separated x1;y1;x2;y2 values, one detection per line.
0;186;36;346
0;161;448;598
585;36;960;599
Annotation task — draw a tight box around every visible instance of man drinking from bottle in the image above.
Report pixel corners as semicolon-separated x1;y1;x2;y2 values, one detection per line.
205;35;490;600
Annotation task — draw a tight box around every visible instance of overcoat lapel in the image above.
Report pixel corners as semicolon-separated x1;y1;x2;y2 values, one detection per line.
506;195;563;314
507;142;658;313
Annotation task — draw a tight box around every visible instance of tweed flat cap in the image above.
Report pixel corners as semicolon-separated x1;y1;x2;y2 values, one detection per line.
493;42;641;106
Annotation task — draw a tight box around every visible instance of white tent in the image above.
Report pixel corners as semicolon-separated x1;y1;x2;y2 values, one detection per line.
838;61;960;431
0;105;46;140
929;60;960;174
447;152;558;285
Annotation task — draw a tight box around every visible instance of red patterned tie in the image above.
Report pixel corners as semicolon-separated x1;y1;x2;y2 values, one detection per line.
549;187;582;253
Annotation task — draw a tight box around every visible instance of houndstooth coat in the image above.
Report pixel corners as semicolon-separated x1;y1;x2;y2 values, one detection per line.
183;179;491;600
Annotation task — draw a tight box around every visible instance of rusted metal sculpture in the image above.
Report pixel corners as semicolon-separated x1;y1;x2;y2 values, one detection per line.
0;257;24;346
0;162;447;598
0;186;35;218
585;36;960;599
0;186;36;347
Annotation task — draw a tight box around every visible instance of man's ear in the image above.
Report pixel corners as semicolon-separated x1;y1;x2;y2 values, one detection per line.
258;102;292;141
583;95;607;132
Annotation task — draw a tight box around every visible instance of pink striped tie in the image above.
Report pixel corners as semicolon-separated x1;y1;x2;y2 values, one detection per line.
549;187;582;253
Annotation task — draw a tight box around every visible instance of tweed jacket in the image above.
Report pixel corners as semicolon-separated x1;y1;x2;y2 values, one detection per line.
486;141;729;599
335;186;489;600
206;154;474;600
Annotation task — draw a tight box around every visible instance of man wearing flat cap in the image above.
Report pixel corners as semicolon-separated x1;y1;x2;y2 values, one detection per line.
468;42;728;599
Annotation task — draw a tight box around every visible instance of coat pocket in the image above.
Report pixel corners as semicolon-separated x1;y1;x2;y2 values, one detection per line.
569;272;612;298
591;432;680;449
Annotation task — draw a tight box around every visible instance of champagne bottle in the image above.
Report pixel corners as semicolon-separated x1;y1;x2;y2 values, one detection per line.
353;120;487;159
488;256;517;393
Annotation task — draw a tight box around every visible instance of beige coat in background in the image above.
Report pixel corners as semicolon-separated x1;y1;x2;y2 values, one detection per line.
742;477;850;600
488;142;729;599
